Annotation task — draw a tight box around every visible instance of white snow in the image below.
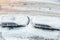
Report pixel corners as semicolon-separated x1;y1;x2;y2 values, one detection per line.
0;14;28;25
10;0;59;3
0;14;60;40
32;16;60;29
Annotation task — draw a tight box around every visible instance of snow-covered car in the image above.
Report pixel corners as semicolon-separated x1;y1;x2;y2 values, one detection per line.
0;15;60;40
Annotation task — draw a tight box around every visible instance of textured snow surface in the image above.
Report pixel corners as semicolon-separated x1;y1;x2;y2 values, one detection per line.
0;14;60;40
11;0;59;3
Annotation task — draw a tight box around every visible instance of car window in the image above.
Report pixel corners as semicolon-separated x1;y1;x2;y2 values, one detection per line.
34;24;60;31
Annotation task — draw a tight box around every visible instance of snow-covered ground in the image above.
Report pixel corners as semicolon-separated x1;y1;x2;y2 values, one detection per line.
0;14;60;40
10;0;59;3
